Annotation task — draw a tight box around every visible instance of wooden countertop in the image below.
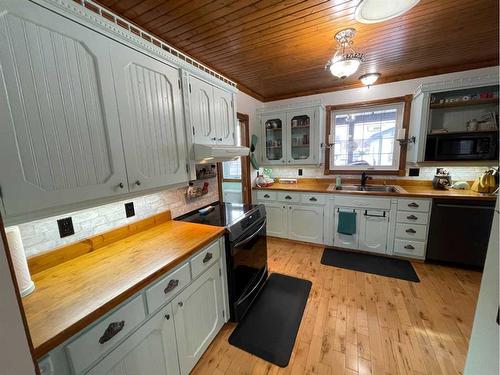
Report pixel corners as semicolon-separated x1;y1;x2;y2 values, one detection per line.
22;213;224;359
254;179;497;200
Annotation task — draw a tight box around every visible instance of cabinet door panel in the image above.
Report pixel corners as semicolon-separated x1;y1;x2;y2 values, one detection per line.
213;86;235;145
286;109;316;165
0;2;127;217
334;208;360;250
358;210;389;254
288;205;324;244
173;262;224;375
261;113;287;165
263;203;288;238
111;44;188;191
189;76;215;144
87;304;179;375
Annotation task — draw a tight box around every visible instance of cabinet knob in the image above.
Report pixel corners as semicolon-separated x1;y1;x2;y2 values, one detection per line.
135;180;141;186
117;182;124;189
211;137;217;141
218;137;223;141
285;195;292;200
165;314;170;320
178;301;184;307
282;160;285;163
288;160;291;163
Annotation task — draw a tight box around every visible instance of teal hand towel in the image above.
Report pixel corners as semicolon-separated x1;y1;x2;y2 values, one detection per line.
337;211;356;235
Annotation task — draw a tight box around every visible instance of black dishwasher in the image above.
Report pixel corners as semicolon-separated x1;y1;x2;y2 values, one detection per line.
426;198;496;269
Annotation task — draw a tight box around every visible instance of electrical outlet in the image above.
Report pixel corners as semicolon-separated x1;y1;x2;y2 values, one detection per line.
125;202;135;218
409;168;420;177
298;169;303;176
57;217;74;238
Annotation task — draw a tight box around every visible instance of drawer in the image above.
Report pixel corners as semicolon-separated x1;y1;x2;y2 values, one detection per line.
301;193;326;205
66;295;146;374
394;239;426;258
397;198;431;212
276;191;300;203
190;240;221;279
396;223;427;241
334;195;391;210
256;190;276;201
146;262;191;314
396;211;429;225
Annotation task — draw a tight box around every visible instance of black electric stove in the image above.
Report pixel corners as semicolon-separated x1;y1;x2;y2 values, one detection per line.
176;202;268;321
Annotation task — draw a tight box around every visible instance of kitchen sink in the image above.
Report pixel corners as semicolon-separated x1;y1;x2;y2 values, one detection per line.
333;184;401;193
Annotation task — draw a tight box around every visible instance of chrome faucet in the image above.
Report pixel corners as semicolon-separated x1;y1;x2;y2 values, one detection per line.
360;172;372;187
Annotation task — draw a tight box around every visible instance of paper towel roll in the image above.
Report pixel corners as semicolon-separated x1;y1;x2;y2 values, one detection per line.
5;226;35;297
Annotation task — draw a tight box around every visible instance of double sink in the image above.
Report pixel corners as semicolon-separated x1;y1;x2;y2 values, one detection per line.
328;184;402;193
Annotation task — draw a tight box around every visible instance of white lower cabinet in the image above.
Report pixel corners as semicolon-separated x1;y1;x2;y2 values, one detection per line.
358;209;390;254
288;205;324;244
173;262;224;375
265;203;289;238
333;208;360;250
87;304;179;375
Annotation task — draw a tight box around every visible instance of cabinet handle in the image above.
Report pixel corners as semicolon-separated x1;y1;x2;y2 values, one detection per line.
117;182;124;189
164;279;179;294
404;244;415;250
203;252;213;263
288;160;291;163
211;137;217;141
264;194;270;198
218;137;223;141
309;197;318;202
285;195;292;200
407;215;418;220
165;314;170;320
405;228;416;234
282;160;285;163
135;180;141;186
408;202;419;208
178;301;184;307
99;321;125;344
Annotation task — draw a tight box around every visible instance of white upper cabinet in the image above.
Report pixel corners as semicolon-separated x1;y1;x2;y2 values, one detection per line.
188;76;236;145
111;44;188;192
189;76;217;144
261;113;287;165
213;86;235;145
0;1;128;218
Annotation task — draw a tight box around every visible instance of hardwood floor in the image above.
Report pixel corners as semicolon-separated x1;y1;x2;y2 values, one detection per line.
191;238;482;375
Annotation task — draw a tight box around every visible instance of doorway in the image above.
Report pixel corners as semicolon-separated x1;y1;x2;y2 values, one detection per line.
218;113;252;204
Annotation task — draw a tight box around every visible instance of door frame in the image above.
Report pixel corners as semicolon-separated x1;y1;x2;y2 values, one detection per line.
217;113;252;204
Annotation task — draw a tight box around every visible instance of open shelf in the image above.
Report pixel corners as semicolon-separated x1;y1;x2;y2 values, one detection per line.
428;129;498;136
430;98;498;109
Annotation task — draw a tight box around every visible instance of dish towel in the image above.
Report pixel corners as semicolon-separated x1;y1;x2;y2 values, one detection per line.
337;211;356;235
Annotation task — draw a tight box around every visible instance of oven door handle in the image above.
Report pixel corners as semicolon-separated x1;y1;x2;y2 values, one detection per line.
234;219;266;248
237;266;268;305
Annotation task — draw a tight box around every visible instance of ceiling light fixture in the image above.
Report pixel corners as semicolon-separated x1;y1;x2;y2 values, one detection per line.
355;0;420;24
359;72;381;87
325;28;365;79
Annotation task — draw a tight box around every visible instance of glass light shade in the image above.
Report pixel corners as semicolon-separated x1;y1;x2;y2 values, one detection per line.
359;73;380;86
329;58;361;79
355;0;420;23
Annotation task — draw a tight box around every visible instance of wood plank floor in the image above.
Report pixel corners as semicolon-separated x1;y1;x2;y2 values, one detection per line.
191;238;482;375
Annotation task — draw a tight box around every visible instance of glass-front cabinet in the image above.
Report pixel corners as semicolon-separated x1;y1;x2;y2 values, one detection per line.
262;113;287;164
259;104;323;165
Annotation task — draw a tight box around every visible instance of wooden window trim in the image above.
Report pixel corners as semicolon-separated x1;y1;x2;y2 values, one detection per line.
324;95;412;176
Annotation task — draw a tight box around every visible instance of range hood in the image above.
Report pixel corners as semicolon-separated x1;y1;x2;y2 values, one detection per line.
193;143;250;163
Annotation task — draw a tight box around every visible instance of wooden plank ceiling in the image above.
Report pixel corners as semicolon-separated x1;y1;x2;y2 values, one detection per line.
96;0;499;101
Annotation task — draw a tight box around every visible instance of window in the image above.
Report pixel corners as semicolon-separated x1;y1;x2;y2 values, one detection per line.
325;96;411;175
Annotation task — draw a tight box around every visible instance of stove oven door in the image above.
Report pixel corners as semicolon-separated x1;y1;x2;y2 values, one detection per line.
229;218;268;321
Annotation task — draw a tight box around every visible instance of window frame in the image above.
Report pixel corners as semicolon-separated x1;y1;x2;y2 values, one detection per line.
324;95;412;176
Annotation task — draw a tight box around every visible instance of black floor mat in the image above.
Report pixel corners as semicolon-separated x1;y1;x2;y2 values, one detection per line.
228;273;312;367
321;248;420;282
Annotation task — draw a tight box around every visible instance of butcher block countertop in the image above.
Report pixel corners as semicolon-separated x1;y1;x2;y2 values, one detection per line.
22;211;224;359
254;178;497;201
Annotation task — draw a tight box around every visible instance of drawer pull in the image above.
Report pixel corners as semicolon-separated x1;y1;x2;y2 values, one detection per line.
309;197;318;202
202;252;213;264
407;215;418;220
99;321;125;344
404;244;415;250
165;314;170;320
164;279;179;294
408;202;419;208
285;195;292;200
264;194;270;198
405;228;416;234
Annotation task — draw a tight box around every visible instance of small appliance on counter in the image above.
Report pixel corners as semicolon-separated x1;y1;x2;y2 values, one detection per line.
432;168;452;190
471;168;498;194
255;172;274;187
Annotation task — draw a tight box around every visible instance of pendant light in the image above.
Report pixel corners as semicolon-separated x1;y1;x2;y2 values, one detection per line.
355;0;420;24
359;73;381;87
325;28;365;80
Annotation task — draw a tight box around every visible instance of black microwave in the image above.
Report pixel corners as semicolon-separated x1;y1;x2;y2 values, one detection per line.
425;131;498;161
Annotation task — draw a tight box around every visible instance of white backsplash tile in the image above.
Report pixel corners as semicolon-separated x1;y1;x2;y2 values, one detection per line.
12;178;218;258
